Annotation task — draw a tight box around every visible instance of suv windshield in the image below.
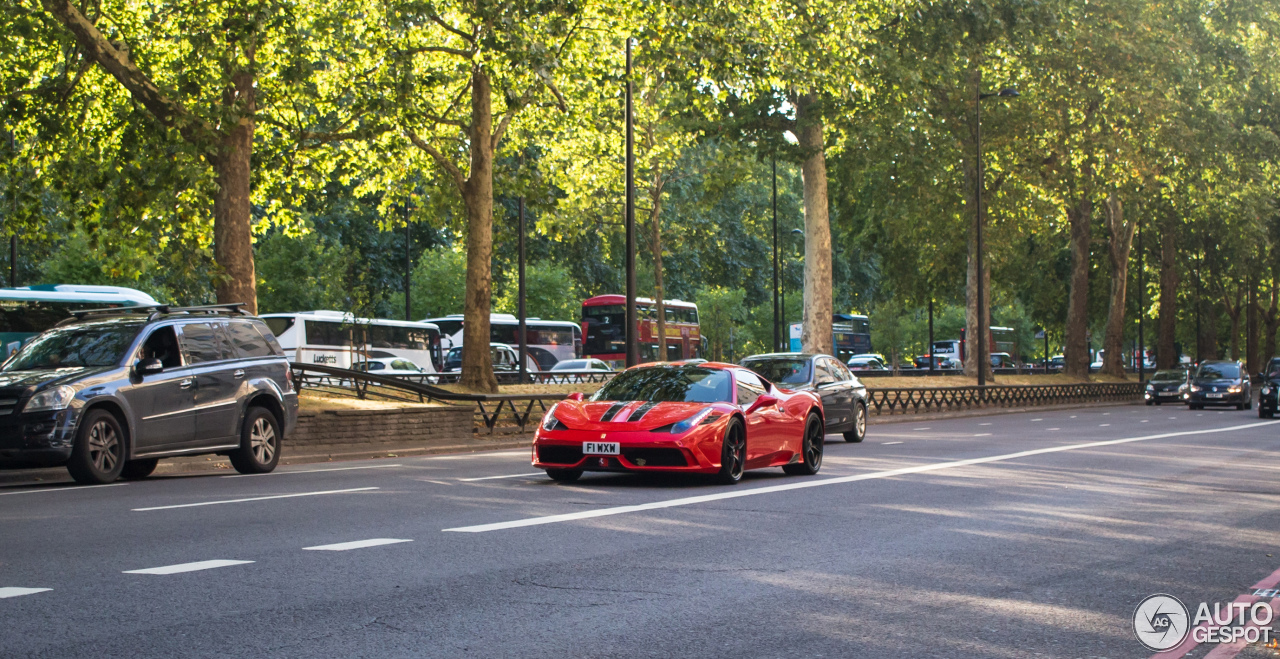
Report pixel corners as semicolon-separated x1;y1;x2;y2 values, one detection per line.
1152;370;1185;381
1196;363;1240;380
741;358;811;385
4;322;141;371
591;366;732;403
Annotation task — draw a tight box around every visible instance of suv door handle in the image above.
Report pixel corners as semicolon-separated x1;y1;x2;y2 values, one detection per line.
178;378;194;390
233;369;245;379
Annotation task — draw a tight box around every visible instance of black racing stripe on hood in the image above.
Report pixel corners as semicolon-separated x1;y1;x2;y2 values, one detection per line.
626;401;660;423
600;402;627;422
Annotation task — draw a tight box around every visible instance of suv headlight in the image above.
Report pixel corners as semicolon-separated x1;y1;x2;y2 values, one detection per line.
1228;385;1242;393
1263;386;1272;396
1145;384;1154;392
1189;385;1201;392
24;385;75;413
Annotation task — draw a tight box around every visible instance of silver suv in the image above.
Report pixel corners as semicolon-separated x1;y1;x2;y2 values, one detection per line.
0;304;299;484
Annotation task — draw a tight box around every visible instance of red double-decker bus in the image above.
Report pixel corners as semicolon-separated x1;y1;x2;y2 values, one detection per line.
581;294;703;366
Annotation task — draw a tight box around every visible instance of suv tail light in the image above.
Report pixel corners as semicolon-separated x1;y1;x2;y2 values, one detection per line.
284;367;295;392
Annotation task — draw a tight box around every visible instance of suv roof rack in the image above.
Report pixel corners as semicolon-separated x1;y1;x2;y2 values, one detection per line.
61;302;248;324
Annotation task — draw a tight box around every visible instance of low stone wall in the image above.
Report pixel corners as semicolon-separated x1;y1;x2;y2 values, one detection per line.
293;405;475;448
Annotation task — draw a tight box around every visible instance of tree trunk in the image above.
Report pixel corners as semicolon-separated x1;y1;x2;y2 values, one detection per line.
649;174;666;361
1156;225;1178;369
212;68;257;312
460;69;498;393
1064;197;1093;378
963;227;992;380
1261;277;1279;368
1247;275;1258;374
794;93;833;356
1222;285;1242;361
1101;193;1135;378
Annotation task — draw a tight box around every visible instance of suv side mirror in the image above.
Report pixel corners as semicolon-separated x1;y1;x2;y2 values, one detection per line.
135;358;163;375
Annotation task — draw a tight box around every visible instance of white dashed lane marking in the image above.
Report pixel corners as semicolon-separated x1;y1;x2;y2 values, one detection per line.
303;538;413;551
459;473;544;482
974;433;993;437
0;587;51;599
123;560;253;575
132;487;380;512
882;441;904;445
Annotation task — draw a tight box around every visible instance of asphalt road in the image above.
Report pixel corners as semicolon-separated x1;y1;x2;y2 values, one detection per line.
3;403;1280;658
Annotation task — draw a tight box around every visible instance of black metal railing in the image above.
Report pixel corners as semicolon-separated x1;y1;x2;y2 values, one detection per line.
864;382;1144;415
290;363;572;434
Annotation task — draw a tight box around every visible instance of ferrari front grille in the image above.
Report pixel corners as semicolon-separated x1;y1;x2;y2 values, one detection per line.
622;447;687;467
537;445;583;464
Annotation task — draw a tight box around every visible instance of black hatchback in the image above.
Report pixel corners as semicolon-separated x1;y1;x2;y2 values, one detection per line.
1144;368;1188;405
739;352;869;442
1187;360;1252;411
0;304;299;484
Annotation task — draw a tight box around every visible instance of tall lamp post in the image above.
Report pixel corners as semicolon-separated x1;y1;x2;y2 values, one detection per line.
790;228;804;351
772;156;780;352
974;83;1019;387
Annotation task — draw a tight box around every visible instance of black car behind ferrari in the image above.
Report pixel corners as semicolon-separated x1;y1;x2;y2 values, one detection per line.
739;353;868;442
1144;368;1188;405
1257;365;1280;418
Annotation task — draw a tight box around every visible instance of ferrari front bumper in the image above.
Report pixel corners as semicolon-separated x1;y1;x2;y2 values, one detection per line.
533;428;720;474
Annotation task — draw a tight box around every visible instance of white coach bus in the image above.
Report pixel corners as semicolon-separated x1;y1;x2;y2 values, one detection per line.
260;311;442;372
421;313;582;371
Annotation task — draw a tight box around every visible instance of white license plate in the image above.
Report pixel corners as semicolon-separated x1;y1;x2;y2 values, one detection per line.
1207;393;1223;398
583;441;620;455
1158;391;1178;396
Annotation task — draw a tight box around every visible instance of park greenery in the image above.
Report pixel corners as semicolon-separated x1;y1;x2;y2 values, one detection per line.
3;0;1279;390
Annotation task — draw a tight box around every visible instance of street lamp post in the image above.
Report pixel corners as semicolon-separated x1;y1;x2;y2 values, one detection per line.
772;156;780;352
974;83;1019;387
790;228;804;352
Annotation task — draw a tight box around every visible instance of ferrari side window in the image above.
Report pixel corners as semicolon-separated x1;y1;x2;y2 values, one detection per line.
736;370;765;407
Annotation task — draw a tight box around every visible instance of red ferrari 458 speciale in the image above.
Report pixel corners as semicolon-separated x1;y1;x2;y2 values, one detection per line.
532;362;825;484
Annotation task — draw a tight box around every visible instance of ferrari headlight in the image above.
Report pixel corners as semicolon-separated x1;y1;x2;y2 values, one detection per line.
667;408;715;434
23;385;75;413
541;404;568;431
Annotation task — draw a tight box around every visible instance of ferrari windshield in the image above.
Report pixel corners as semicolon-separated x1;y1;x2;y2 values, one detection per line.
591;366;732;403
4;321;142;371
741;358;811;385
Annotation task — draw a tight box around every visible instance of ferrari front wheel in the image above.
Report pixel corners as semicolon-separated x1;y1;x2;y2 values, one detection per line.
784;413;824;476
715;418;747;485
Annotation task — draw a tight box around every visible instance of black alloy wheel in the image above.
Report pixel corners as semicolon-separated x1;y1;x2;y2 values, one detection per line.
67;409;126;484
229;407;281;474
843;402;867;443
784;413;824;476
716;418;747;485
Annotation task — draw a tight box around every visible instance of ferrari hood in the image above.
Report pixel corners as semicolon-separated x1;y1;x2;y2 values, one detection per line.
554;400;728;432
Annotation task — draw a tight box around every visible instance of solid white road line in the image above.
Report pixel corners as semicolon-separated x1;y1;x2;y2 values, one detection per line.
0;483;126;497
979;423;992;426
913;427;931;430
132;487;379;512
222;464;403;478
1100;424;1111;427
974;433;993;437
1048;428;1061;431
459;473;544;482
444;421;1279;533
303;538;412;551
0;587;51;599
123;560;253;575
1031;419;1043;422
